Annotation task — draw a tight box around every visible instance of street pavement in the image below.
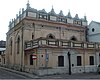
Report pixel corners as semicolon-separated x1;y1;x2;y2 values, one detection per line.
40;73;100;79
0;67;31;79
1;66;100;79
0;67;38;79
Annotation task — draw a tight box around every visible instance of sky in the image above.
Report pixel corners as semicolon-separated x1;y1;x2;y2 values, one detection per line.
0;0;100;40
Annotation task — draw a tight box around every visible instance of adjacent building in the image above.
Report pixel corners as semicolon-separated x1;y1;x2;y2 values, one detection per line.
5;1;100;75
0;41;6;66
88;21;100;42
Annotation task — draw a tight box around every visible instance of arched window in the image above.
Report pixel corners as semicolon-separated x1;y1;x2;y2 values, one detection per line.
33;23;35;27
10;38;12;55
17;36;20;54
47;34;55;39
32;23;35;39
70;36;77;41
32;33;34;39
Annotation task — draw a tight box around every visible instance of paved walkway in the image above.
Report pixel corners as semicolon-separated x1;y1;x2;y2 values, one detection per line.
40;73;100;79
1;66;100;79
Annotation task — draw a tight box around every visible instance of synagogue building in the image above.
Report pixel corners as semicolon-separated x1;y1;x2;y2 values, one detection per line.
5;1;100;75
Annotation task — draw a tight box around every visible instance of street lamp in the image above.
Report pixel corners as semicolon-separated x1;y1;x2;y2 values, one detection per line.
67;50;71;75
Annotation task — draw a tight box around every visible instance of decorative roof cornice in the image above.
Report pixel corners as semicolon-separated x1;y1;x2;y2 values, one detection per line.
38;9;47;14
49;6;57;16
58;10;64;17
66;11;72;18
8;2;88;29
74;14;79;19
26;0;31;9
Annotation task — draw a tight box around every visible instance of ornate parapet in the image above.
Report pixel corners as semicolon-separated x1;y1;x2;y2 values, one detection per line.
25;37;100;50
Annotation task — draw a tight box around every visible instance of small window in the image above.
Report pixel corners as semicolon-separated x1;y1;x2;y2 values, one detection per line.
58;56;64;67
43;15;47;19
77;56;82;66
58;18;62;22
10;39;12;55
42;25;43;27
73;21;77;24
56;27;59;29
92;28;95;32
39;14;42;18
70;36;77;41
17;36;20;54
30;55;33;65
78;21;81;25
39;14;47;19
41;55;43;57
32;33;34;39
49;35;54;39
89;56;94;65
47;34;55;39
66;19;67;23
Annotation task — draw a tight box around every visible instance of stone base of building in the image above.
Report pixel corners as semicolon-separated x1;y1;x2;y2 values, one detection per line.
23;66;97;76
2;64;98;76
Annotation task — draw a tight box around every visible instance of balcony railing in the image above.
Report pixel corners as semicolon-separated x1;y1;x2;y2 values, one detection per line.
25;37;100;50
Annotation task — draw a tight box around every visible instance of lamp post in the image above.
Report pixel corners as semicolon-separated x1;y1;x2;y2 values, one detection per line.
67;50;71;75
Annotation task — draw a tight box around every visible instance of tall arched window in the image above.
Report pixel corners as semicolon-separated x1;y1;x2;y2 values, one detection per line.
10;38;12;55
32;33;34;39
70;36;77;41
47;34;55;39
17;36;20;54
32;23;35;39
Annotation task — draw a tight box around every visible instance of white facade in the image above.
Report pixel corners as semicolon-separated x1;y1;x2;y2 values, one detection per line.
88;21;100;42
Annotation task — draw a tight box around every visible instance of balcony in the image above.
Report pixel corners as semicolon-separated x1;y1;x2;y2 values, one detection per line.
25;37;100;50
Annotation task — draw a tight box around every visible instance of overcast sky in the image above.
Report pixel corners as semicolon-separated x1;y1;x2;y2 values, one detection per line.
0;0;100;40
